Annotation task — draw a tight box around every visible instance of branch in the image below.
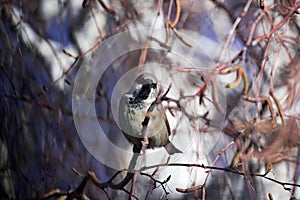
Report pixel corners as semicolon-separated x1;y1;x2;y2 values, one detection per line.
140;163;300;191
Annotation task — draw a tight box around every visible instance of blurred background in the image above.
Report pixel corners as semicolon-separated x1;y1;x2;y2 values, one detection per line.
1;0;299;199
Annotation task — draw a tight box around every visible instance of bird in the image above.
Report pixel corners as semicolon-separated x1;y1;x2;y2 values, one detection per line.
118;73;182;154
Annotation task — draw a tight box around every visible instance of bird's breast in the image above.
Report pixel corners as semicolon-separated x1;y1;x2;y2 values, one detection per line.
119;96;170;148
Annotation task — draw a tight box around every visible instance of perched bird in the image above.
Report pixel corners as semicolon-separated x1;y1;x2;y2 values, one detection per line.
118;73;182;154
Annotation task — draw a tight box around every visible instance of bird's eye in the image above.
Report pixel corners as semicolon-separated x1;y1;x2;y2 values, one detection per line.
136;84;151;100
152;83;157;89
139;84;151;99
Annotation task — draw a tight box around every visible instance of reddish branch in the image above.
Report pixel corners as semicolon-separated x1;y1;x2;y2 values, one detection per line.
40;160;300;199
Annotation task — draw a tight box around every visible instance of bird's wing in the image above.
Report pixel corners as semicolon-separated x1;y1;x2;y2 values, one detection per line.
118;94;131;132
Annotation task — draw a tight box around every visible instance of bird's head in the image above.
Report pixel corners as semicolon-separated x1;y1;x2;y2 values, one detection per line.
129;73;158;105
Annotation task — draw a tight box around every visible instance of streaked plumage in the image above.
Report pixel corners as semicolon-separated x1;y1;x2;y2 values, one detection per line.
118;73;181;154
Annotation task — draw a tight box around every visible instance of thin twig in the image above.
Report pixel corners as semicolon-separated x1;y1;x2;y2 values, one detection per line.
140;163;300;190
242;95;276;125
176;141;235;194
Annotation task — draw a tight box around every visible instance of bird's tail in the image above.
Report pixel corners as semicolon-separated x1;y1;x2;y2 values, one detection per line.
164;142;182;155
